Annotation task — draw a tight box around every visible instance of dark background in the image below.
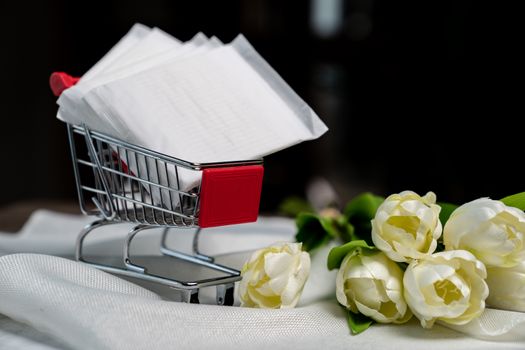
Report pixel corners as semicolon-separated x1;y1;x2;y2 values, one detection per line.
0;0;522;213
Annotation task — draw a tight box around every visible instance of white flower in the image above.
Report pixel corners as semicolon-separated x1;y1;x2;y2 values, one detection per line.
336;249;412;324
486;262;525;312
443;198;525;268
371;191;442;262
239;242;310;309
403;250;488;328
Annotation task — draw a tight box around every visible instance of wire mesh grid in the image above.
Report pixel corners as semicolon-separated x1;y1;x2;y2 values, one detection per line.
68;124;203;227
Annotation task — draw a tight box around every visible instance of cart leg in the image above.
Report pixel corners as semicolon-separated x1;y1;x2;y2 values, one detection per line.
160;228;239;275
216;283;235;306
76;219;117;262
123;224;152;273
160;227;214;262
180;288;200;304
191;228;215;262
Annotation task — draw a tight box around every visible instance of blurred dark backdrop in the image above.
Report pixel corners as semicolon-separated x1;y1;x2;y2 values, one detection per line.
0;0;522;213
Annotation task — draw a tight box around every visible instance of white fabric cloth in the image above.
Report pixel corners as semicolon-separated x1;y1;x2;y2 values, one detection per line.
0;210;524;349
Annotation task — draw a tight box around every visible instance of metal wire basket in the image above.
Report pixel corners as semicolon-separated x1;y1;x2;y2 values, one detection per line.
64;116;263;305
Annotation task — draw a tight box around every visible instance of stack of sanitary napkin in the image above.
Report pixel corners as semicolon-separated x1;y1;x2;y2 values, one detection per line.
56;23;328;165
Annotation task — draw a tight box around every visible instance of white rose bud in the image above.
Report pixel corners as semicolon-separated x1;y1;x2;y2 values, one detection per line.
239;242;310;309
404;250;488;328
371;191;442;262
486;262;525;312
336;249;412;324
443;198;525;268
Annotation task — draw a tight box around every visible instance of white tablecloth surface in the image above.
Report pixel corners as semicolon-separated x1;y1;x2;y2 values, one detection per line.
0;210;524;350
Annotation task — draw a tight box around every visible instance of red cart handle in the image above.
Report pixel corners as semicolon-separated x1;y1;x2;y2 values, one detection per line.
49;72;80;97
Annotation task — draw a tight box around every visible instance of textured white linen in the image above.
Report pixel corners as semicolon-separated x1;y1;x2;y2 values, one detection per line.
0;210;524;349
0;210;294;259
0;313;69;350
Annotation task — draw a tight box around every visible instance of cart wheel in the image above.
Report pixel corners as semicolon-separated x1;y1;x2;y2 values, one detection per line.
181;289;200;304
216;283;235;306
190;291;200;304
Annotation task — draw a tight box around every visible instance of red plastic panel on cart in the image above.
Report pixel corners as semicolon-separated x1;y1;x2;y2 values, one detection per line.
199;165;264;228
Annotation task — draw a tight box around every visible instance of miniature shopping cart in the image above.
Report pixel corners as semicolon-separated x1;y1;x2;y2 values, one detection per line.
50;72;264;305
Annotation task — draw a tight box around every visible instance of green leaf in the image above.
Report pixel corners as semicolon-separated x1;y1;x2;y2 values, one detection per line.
327;240;375;270
347;309;374;334
344;192;384;221
335;216;358;243
279;196;315;217
437;202;458;225
295;213;358;251
344;193;384;243
501;192;525;210
318;217;341;238
295;213;335;252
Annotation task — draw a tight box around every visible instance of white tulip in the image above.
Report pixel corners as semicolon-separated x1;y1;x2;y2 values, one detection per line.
443;198;525;268
239;242;310;309
336;249;412;324
404;250;488;328
486;262;525;312
371;191;442;262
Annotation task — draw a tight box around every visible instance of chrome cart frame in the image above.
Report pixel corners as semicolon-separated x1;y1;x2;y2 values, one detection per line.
67;123;263;305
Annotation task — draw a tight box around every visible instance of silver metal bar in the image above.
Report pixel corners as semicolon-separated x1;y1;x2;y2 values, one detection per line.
123;224;151;273
124;149;139;221
160;228;239;275
192;228;214;262
116;145;129;221
107;146;120;215
145;157;158;225
67;125;94;216
96;137;114;216
154;159;166;225
173;162;184;221
82;125;116;220
134;153;147;225
76;219;120;262
87;137;103;215
164;162;176;225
